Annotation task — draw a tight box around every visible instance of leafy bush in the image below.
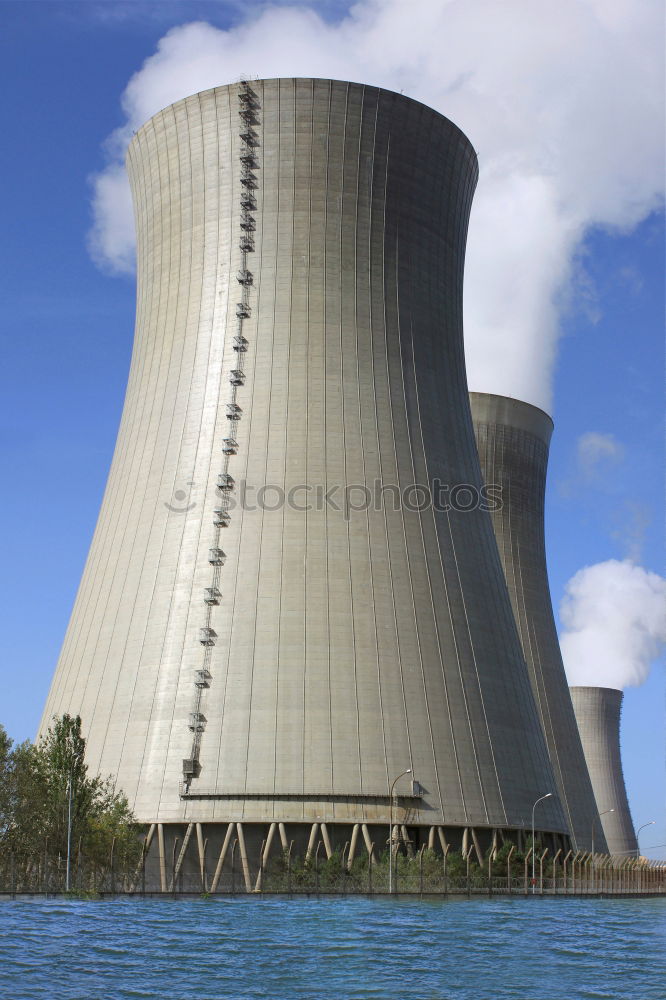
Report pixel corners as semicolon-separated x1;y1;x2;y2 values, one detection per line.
0;715;141;891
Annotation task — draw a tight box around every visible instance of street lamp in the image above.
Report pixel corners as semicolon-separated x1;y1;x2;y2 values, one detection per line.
388;768;411;894
591;809;614;856
635;821;655;859
65;770;73;892
531;793;552;894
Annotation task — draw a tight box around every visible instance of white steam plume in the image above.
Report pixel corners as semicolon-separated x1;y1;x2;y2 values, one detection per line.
88;0;664;411
560;559;666;690
576;432;624;481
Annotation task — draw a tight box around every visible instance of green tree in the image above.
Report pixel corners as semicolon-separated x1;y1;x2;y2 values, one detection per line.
38;713;93;860
0;725;12;838
0;727;45;862
0;715;141;892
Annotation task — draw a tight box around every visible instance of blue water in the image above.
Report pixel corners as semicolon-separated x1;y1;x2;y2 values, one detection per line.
0;896;664;1000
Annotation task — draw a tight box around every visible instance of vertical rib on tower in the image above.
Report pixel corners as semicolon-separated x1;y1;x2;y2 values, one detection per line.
570;687;638;857
470;392;605;852
39;80;567;855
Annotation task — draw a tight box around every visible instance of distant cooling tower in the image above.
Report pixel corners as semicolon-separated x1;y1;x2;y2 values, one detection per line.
40;79;568;884
569;687;638;857
470;393;605;853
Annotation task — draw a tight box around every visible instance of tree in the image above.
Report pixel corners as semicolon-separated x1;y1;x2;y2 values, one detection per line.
38;713;93;861
0;715;141;891
0;726;44;862
0;725;14;845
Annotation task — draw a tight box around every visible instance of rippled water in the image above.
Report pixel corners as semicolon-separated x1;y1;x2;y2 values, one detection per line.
1;896;664;1000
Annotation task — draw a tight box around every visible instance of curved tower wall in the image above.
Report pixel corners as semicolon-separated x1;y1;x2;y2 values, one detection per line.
40;79;566;852
569;687;638;857
470;392;605;852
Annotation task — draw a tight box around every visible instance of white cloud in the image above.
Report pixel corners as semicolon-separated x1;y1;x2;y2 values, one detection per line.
560;559;666;689
557;430;626;499
88;0;665;410
610;500;651;564
87;163;135;275
576;431;625;480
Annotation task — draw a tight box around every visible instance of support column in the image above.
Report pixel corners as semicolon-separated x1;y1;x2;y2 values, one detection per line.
210;823;235;892
196;823;207;891
348;825;360;870
361;825;376;862
157;824;167;892
254;822;277;892
170;822;194;890
305;823;319;862
236;823;252;893
471;828;483;865
320;823;333;860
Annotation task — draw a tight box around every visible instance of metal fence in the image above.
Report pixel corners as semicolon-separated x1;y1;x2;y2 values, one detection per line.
1;846;664;897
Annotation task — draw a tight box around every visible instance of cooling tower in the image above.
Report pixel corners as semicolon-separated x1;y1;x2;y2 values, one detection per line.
569;687;638;856
470;392;605;853
40;79;568;883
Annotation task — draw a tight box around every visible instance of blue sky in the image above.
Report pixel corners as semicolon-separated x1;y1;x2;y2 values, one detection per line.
1;1;663;858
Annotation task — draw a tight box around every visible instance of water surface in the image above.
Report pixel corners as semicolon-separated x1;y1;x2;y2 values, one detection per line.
1;896;664;999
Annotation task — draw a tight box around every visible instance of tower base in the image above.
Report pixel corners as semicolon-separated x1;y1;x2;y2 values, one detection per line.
137;821;571;893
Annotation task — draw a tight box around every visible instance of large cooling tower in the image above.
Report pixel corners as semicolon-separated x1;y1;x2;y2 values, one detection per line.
470;393;605;852
40;79;568;881
569;687;638;856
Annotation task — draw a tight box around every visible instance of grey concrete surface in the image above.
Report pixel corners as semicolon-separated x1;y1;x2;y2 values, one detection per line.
570;687;638;857
40;79;566;843
470;392;606;852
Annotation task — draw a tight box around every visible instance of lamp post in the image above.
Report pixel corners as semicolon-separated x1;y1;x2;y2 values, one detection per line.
65;770;73;892
388;768;411;894
531;793;552;895
635;821;655;859
592;808;614;857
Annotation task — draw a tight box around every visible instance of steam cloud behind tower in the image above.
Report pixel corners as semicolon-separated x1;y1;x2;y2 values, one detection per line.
39;79;568;876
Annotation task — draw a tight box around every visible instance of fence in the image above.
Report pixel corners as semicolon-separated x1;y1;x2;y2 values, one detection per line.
1;845;664;897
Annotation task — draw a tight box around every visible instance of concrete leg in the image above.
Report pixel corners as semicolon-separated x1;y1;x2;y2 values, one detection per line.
305;823;319;862
348;825;360;870
210;823;235;892
361;824;376;862
170;823;194;890
157;824;167;893
471;827;484;865
196;823;206;890
254;822;277;891
320;823;333;860
236;823;252;893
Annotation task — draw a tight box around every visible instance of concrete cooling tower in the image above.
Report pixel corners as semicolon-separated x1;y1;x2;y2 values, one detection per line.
40;79;568;885
569;687;638;857
470;393;605;853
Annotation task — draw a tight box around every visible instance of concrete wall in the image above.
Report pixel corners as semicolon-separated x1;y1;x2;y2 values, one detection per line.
470;392;606;852
40;79;566;840
570;687;638;856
